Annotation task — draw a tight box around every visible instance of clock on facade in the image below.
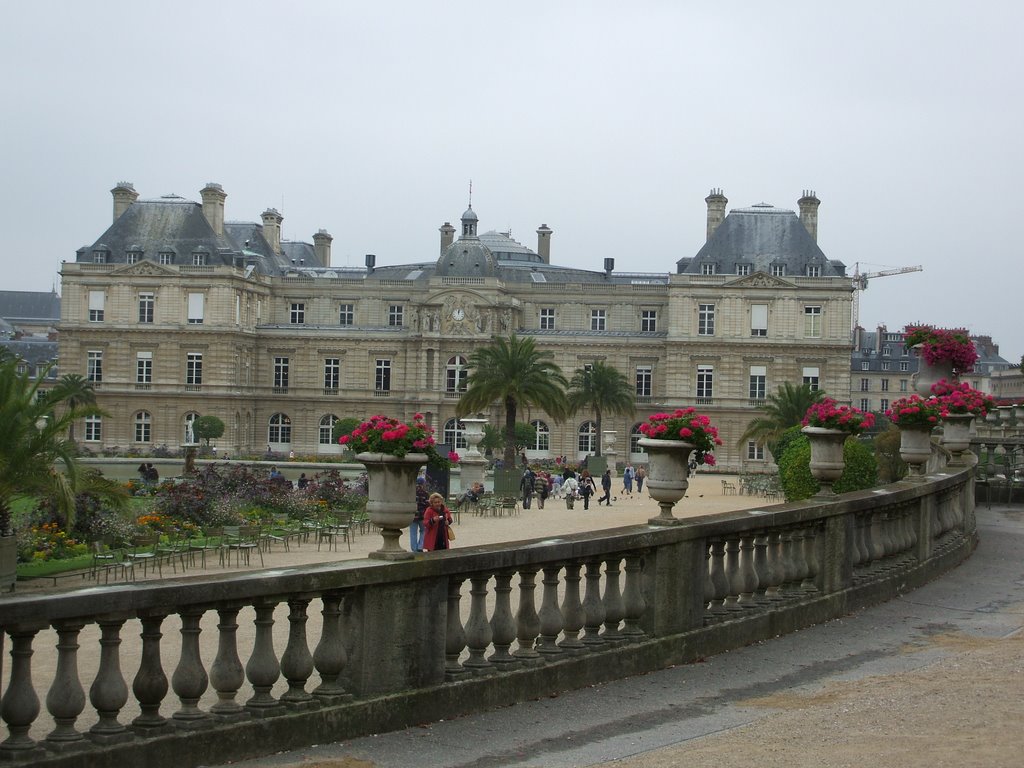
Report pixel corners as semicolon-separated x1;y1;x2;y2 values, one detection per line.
451;308;465;321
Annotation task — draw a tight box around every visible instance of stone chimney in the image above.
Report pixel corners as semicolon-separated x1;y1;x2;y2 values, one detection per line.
439;222;456;255
111;182;138;222
261;208;283;254
200;183;227;236
705;188;728;241
312;229;333;266
798;190;821;242
536;224;553;263
876;324;886;354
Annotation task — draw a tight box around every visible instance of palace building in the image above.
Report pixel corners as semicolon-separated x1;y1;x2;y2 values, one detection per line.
58;184;854;470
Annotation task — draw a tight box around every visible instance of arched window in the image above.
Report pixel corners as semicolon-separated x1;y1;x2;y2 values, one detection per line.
443;418;467;450
446;355;469;392
269;413;291;444
319;414;338;445
134;411;152;443
630;423;646;457
577;421;597;455
183;412;199;444
530;420;550;452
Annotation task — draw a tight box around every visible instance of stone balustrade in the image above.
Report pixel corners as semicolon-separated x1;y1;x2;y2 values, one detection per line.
0;460;978;768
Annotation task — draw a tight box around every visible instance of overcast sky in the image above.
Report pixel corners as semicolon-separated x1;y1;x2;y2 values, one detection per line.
2;1;1021;360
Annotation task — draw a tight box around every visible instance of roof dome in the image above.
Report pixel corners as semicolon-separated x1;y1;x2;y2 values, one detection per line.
436;238;498;277
461;206;478;222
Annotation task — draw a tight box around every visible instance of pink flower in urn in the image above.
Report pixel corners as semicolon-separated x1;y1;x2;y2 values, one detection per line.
639;407;722;466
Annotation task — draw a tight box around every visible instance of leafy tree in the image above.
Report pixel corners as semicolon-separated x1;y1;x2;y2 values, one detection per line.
0;355;125;534
331;416;363;443
566;361;636;456
738;382;826;458
479;422;536;459
457;335;569;467
872;426;907;482
777;434;878;501
193;415;225;446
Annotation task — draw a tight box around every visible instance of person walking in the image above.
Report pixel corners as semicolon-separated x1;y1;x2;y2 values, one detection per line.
579;471;595;510
598;469;613;506
411;477;428;552
563;474;578;509
423;492;454;552
621;463;634;496
520;468;535;509
636;465;646;494
534;470;549;509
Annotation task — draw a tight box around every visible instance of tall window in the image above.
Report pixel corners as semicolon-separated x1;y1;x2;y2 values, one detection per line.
750;304;768;336
187;293;205;324
860;378;869;391
339;304;354;326
273;357;289;391
88;290;104;322
641;310;657;332
186;353;203;388
698;304;715;335
803;366;820;391
630;424;645;457
880;398;890;412
747;441;765;461
136;352;152;385
268;413;291;444
696;365;714;400
527;420;549;451
881;379;890;392
324;358;340;390
87;350;103;382
388;305;404;327
319;414;338;445
443;418;467;450
290;303;305;324
859;398;870;412
749;365;767;400
900;379;908;392
375;359;391;392
84;415;101;442
446;356;468;392
804;305;822;337
578;421;597;454
590;309;606;331
636;365;652;398
134;411;152;443
539;308;555;330
138;292;154;323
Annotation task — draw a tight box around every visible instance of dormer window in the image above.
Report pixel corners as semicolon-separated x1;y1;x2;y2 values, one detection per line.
806;264;821;277
126;250;142;264
159;251;175;265
92;249;109;264
192;250;208;266
771;264;786;277
735;264;751;276
701;263;717;276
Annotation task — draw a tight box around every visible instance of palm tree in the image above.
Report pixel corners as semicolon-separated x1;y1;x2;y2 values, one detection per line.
457;334;569;467
567;361;636;456
47;373;97;444
0;355;123;535
738;382;826;458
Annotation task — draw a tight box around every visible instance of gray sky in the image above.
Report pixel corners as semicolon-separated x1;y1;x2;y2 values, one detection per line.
3;1;1021;361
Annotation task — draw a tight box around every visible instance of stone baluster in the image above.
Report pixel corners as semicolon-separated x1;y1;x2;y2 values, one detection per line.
132;612;170;730
621;554;647;639
208;605;246;717
488;571;519;666
752;535;773;605
707;538;731;618
878;513;897;568
781;530;802;593
722;538;744;613
559;562;586;652
765;532;786;601
703;540;715;621
464;574;495;670
514;568;542;663
736;536;759;608
789;528;810;590
581;560;606;647
46;621;86;746
172;608;209;725
867;512;887;569
280;597;315;706
537;565;565;656
89;617;130;739
246;600;281;713
0;625;42;754
444;578;468;679
601;556;625;642
801;525;820;592
850;514;867;572
313;592;350;699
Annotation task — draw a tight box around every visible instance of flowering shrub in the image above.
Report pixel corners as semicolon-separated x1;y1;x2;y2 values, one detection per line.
931;379;995;418
16;522;89;563
904;324;978;373
802;398;875;435
885;394;944;427
339;414;461;468
639;407;723;465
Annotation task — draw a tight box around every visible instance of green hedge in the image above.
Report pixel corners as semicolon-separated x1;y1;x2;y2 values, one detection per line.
778;432;878;501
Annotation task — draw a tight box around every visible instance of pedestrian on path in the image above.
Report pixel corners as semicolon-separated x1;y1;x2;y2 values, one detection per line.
598;469;613;506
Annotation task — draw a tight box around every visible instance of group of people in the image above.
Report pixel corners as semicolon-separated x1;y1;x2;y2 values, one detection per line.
411;476;454;553
136;462;160;483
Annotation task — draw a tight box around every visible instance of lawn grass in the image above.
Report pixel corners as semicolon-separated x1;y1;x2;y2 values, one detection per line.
17;552;94;579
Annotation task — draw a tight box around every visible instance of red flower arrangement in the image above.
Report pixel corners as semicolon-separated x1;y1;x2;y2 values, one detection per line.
903;324;978;373
931;379;995;418
339;414;460;468
885;394;943;427
801;398;875;435
639;407;723;465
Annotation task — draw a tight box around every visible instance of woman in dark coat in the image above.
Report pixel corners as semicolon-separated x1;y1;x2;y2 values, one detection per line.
423;493;454;552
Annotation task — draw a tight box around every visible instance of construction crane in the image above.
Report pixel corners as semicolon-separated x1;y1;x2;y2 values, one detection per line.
851;262;923;331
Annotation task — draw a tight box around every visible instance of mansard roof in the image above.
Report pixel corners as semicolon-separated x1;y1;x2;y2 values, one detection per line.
0;290;61;323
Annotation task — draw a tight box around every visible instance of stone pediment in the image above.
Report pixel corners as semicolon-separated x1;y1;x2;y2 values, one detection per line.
112;261;179;278
725;272;795;289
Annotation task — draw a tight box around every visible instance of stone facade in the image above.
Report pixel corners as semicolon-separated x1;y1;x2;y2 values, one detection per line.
59;184;855;470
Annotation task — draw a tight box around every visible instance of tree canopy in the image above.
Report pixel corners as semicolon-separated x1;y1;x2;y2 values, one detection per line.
566;361;636;456
738;382;826;458
193;415;225;445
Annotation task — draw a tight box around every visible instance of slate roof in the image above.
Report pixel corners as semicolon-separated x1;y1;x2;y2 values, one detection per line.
0;290;61;323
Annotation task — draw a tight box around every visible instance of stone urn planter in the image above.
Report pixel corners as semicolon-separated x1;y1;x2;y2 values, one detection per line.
0;535;16;592
802;427;848;496
912;346;956;397
940;413;974;458
899;426;934;480
356;451;428;560
637;438;693;526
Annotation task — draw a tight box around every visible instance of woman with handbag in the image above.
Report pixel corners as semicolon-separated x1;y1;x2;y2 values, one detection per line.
423;492;454;552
